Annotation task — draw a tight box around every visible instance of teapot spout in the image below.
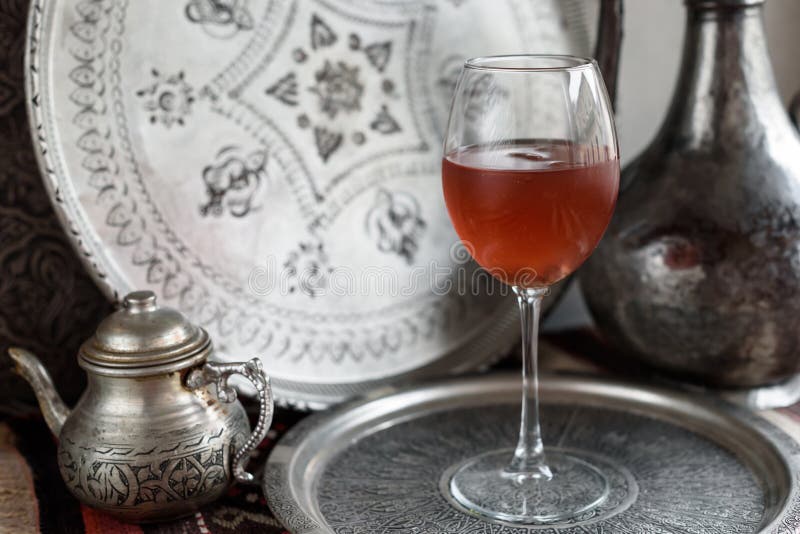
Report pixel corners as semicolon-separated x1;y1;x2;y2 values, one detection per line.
8;347;70;436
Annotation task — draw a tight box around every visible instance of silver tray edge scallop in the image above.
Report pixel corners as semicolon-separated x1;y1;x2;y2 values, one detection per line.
264;373;800;533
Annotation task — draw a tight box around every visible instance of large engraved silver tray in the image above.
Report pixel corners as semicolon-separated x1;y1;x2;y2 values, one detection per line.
265;373;800;533
26;0;590;409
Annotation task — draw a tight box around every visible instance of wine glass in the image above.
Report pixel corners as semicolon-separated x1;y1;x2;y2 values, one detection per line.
441;55;620;523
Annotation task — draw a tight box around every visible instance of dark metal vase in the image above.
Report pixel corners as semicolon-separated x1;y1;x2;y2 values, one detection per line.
581;0;800;406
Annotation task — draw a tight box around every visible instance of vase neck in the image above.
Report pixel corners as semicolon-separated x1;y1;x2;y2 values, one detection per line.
663;0;785;148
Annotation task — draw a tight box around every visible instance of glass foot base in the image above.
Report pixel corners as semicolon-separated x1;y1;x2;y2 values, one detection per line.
448;448;610;524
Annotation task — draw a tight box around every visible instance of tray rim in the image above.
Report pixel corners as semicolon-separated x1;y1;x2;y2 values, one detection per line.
264;372;800;533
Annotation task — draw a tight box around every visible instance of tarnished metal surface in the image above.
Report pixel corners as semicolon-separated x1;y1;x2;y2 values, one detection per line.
9;291;274;522
265;373;800;533
581;0;800;396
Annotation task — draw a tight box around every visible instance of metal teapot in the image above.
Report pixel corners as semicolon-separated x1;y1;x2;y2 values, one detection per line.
8;290;273;523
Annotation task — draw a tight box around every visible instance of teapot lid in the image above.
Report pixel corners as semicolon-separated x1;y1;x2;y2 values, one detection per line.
79;290;211;376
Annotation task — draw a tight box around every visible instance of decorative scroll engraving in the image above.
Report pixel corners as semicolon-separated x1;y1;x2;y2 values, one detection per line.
200;146;266;217
263;464;322;533
365;189;425;264
59;432;230;507
185;0;254;39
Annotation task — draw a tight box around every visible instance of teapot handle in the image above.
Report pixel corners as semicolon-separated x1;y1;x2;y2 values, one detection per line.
186;358;274;484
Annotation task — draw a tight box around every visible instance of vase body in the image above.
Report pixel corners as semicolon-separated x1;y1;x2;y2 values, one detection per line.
581;0;800;389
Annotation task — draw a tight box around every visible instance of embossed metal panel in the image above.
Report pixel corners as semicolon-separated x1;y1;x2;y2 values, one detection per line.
26;0;590;408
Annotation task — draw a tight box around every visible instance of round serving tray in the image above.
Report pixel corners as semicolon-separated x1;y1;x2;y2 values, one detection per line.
264;373;800;533
26;0;588;409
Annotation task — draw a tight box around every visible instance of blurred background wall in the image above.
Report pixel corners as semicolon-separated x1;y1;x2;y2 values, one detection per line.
546;0;800;329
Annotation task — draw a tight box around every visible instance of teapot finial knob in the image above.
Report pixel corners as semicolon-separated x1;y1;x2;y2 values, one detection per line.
123;290;158;313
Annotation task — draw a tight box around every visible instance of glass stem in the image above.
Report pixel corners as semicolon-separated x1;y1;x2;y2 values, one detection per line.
507;286;552;480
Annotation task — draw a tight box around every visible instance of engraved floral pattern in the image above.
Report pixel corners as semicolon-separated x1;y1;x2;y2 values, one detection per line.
365;189;426;264
59;434;229;507
200;146;266;217
136;69;195;127
263;12;406;164
283;240;333;298
185;0;254;39
310;60;363;119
